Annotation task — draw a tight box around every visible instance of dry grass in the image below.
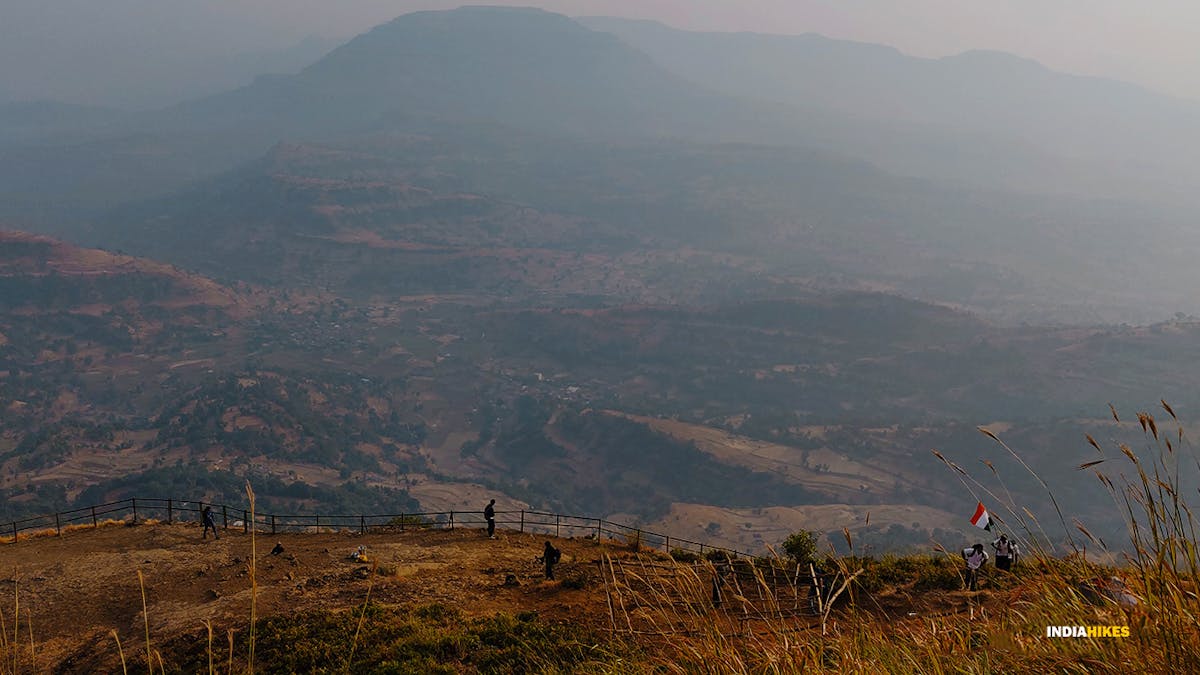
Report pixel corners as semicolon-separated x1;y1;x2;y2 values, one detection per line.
0;518;143;544
611;403;1200;673
9;404;1200;672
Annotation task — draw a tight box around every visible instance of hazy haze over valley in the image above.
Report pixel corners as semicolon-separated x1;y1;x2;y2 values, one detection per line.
2;2;1198;559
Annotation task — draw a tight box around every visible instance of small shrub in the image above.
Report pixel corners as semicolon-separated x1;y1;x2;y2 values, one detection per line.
560;573;588;590
670;548;701;563
414;603;460;623
705;550;733;563
782;530;819;568
387;515;431;529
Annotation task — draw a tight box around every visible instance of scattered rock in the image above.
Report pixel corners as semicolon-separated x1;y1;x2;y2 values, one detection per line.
503;574;520;587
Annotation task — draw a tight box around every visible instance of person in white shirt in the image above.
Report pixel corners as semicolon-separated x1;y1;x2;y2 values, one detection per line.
991;534;1018;571
961;543;989;591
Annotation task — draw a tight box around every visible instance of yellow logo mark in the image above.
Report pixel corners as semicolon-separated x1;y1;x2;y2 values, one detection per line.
1045;625;1130;638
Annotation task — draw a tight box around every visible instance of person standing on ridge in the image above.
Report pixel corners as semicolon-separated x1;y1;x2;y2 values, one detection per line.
992;534;1016;571
539;541;561;580
484;499;497;538
961;543;988;591
201;505;220;540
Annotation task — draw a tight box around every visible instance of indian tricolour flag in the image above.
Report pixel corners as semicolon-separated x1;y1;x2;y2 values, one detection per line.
970;502;993;531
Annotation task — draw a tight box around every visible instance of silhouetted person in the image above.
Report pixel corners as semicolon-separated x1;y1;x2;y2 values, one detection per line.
484;499;496;538
711;557;731;607
539;541;561;580
202;506;219;540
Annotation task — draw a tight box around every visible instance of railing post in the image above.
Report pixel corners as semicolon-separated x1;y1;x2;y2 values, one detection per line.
400;514;405;532
167;499;173;524
595;518;601;541
665;535;670;552
315;514;319;531
10;521;16;543
91;506;97;528
360;515;366;535
243;510;248;534
271;515;276;535
449;510;455;530
222;506;228;530
520;510;525;533
556;514;561;538
55;512;61;536
131;498;138;524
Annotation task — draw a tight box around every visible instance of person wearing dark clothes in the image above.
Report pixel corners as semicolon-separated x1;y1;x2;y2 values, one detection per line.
711;560;729;607
540;541;561;580
484;499;496;538
202;506;220;540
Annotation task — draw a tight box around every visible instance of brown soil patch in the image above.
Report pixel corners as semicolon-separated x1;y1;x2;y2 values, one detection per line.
0;522;617;672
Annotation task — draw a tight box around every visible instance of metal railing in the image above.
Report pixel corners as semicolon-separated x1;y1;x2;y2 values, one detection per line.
1;497;754;558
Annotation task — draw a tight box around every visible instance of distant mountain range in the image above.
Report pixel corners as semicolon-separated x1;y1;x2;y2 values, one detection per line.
579;16;1200;205
2;6;1199;323
6;7;1197;218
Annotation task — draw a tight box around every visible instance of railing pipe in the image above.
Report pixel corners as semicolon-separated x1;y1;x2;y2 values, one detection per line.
0;499;752;557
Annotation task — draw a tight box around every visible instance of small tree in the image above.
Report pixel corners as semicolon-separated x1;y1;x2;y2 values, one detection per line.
782;530;818;568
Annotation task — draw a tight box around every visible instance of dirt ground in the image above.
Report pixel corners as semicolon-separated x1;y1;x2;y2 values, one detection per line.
0;521;1012;673
0;522;614;672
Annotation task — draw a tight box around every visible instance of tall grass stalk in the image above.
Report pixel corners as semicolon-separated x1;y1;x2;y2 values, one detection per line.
24;609;33;672
245;481;257;675
111;629;128;675
344;561;378;672
0;584;32;675
0;589;11;675
138;569;152;674
978;426;1079;552
10;584;16;675
226;629;234;675
203;620;214;675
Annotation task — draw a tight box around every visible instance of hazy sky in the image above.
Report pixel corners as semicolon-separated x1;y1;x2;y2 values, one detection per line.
218;0;1200;100
4;1;1199;104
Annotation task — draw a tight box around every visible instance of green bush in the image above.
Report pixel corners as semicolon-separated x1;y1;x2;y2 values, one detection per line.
782;530;819;568
851;555;963;593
